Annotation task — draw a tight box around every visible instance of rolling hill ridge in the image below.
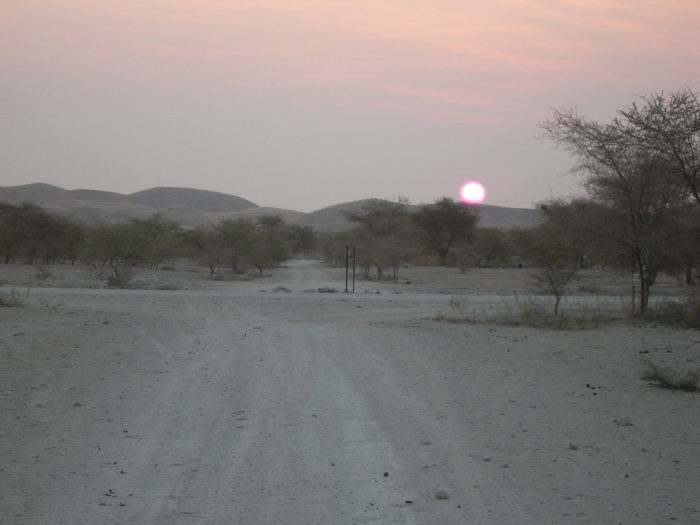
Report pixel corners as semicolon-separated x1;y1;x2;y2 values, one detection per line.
0;183;540;231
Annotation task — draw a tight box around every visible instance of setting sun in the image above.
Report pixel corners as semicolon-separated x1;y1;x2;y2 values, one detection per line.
461;181;486;204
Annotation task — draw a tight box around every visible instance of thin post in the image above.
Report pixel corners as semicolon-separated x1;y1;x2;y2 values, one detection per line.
352;246;356;293
345;245;350;293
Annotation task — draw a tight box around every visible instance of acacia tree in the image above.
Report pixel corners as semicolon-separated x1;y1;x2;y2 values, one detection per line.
344;199;415;280
673;204;700;285
0;203;64;265
181;225;225;278
132;214;182;269
512;224;582;316
318;230;353;267
83;221;148;287
0;202;23;264
215;217;259;274
253;215;291;275
472;228;513;268
513;199;599;315
412;197;479;266
55;218;85;265
619;89;700;204
540;106;688;313
286;224;318;257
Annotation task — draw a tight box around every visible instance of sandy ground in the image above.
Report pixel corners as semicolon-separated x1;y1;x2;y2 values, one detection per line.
1;260;698;524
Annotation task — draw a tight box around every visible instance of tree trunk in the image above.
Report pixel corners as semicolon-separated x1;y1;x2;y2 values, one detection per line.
686;264;695;286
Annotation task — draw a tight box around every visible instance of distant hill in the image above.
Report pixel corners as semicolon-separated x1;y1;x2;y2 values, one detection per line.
0;183;65;203
0;184;262;227
127;187;257;213
0;183;540;230
292;199;540;232
40;189;126;205
291;199;390;232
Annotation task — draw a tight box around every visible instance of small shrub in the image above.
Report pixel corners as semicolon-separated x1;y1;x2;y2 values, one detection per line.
154;283;179;290
494;294;624;330
642;359;700;392
434;296;477;323
36;265;52;280
495;294;549;326
0;287;28;307
651;288;700;328
107;266;135;288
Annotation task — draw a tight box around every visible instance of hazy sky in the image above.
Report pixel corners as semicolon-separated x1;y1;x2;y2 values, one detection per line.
2;1;699;212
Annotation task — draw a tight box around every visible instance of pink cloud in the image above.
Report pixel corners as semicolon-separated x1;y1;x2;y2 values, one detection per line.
1;0;698;119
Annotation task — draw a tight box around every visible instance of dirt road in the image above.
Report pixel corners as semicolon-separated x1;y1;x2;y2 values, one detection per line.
1;260;698;524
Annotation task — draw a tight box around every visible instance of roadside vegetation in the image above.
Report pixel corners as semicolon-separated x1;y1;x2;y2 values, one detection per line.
432;294;629;330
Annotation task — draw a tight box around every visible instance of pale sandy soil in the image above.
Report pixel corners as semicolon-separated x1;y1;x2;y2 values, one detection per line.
1;260;698;524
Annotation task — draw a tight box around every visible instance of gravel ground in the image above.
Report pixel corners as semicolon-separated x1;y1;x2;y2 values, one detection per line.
1;260;698;524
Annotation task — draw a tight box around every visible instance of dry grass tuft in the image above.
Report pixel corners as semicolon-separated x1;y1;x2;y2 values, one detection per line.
493;294;625;330
433;296;478;323
650;288;700;328
433;293;628;330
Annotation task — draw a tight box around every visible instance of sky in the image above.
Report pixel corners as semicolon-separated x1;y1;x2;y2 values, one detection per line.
1;1;699;212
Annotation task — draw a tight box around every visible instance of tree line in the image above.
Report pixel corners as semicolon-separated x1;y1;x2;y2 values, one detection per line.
0;204;318;287
2;89;697;311
0;196;490;287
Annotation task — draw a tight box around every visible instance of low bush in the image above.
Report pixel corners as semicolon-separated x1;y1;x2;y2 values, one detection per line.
650;288;700;328
107;266;135;288
433;293;627;330
642;359;700;392
154;283;179;290
433;296;477;323
35;265;52;280
0;287;28;307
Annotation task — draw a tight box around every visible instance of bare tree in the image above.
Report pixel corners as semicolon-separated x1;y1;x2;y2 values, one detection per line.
540;107;688;313
512;216;583;316
83;221;147;287
619;89;700;205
